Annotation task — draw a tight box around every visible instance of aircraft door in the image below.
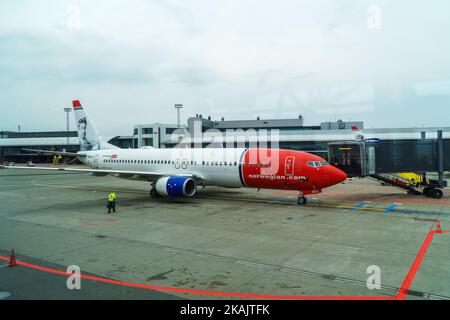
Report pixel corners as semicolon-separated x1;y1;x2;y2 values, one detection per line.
285;156;295;176
93;154;99;168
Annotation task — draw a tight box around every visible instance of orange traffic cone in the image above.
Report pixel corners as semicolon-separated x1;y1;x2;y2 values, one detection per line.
435;220;442;234
8;249;16;267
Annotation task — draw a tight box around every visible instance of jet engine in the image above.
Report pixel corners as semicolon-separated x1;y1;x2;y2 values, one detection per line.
155;176;197;197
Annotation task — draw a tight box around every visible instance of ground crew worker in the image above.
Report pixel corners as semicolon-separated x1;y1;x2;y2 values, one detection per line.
107;191;117;214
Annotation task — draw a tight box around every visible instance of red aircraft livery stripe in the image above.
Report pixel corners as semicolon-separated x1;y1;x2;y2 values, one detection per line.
241;148;317;192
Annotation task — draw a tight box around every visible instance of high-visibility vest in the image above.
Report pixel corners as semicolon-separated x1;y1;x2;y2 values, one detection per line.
108;193;116;202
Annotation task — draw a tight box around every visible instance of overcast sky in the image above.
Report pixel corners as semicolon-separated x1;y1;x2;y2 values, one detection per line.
1;0;450;138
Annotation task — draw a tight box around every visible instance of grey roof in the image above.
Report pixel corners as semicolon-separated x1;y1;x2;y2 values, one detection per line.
161;127;450;144
0;137;80;147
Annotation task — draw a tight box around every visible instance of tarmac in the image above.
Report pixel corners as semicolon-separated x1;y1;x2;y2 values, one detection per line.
0;167;449;300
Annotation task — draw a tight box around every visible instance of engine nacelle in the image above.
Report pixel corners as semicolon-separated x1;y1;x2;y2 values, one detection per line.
155;176;197;197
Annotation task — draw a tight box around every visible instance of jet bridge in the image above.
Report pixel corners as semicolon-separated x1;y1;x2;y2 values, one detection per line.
328;130;449;199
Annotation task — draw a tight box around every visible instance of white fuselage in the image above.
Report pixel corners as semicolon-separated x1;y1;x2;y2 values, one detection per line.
81;148;247;187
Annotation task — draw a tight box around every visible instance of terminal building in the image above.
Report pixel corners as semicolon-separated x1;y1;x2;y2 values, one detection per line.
0;130;135;163
132;115;365;152
132;123;184;148
0;130;80;163
2;116;450;166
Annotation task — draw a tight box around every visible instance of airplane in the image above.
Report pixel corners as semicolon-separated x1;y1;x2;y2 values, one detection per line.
0;100;347;205
352;126;381;143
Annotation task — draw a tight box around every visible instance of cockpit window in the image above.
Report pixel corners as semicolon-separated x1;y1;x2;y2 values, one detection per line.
307;161;329;167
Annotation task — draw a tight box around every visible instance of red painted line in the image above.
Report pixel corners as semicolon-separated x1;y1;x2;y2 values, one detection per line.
1;229;447;300
0;255;392;300
395;230;436;300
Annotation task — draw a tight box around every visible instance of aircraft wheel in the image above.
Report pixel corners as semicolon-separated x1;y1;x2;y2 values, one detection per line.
297;196;307;205
431;189;443;199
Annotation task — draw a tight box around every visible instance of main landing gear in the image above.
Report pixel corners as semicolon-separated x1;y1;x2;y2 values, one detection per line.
297;195;307;205
149;183;161;198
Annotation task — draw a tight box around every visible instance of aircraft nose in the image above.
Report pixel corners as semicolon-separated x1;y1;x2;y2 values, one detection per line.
327;166;347;186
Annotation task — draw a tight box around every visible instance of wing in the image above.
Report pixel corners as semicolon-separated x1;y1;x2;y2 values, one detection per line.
0;165;205;181
22;148;84;157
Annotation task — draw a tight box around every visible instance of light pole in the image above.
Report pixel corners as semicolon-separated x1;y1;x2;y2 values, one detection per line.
174;104;183;128
64;107;72;153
